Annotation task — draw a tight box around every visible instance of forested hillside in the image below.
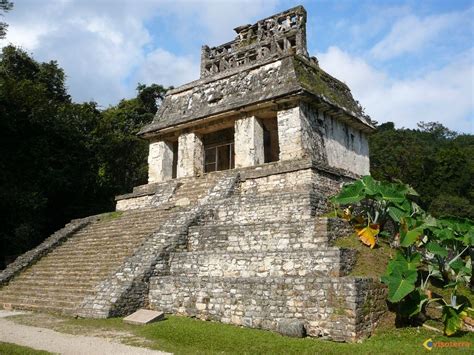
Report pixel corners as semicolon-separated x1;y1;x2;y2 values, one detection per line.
0;46;167;267
370;122;473;219
0;46;472;267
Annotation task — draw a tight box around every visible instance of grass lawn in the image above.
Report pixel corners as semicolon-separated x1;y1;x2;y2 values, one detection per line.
0;342;51;355
7;312;474;354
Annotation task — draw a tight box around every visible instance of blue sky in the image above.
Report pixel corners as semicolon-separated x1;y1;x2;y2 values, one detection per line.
1;0;473;132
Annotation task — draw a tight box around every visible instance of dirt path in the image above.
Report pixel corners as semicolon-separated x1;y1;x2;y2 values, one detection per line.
0;311;170;355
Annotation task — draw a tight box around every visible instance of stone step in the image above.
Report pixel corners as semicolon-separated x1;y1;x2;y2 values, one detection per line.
44;249;137;259
1;301;76;316
0;295;80;311
77;223;165;234
20;262;122;273
29;258;124;269
0;287;94;301
9;273;106;285
0;279;99;296
166;248;355;278
50;239;148;252
188;220;329;252
77;222;164;231
18;267;117;278
0;202;187;316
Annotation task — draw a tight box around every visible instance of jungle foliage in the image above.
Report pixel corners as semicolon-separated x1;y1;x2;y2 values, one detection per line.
0;45;167;266
330;176;473;336
369;122;474;220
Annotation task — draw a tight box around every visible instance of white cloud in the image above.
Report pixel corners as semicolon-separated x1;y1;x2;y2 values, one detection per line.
317;46;474;133
0;0;277;106
134;48;199;88
370;8;472;60
153;0;279;46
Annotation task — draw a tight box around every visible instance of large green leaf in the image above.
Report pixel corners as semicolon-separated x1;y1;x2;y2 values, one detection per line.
464;229;474;247
449;258;465;273
385;268;418;303
331;181;364;205
426;242;448;257
442;305;467;336
399;289;429;317
387;206;408;223
382;251;420;280
382;251;420;303
378;183;406;203
361;175;379;196
400;226;425;247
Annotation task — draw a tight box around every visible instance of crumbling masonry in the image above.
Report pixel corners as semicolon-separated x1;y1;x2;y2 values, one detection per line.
0;6;387;341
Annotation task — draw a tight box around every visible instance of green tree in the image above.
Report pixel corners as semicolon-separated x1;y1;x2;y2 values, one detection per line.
95;83;168;207
0;0;13;39
0;47;168;267
369;122;473;219
0;46;102;265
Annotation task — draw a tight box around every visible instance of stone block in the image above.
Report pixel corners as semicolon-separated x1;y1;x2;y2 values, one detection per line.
123;309;164;325
277;319;306;338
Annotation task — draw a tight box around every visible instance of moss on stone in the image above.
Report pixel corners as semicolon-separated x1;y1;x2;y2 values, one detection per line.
293;56;363;115
99;211;124;222
334;235;392;278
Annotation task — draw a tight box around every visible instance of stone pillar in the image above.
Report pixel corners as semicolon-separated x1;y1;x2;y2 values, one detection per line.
148;140;174;184
177;132;204;178
234;116;265;168
277;105;307;161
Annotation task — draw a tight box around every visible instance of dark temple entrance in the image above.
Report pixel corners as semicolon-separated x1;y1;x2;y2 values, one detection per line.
203;128;235;173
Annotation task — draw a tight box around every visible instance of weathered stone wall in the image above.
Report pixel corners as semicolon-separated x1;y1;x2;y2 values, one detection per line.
116;180;178;211
149;276;386;342
165;248;356;278
276;106;306;161
188;220;328;253
234;116;264;168
116;195;153;211
200;6;307;78
319;111;370;176
147;162;387;341
277;102;369;176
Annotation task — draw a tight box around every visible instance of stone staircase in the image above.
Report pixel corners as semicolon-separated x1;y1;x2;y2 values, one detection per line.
0;208;176;314
0;173;232;316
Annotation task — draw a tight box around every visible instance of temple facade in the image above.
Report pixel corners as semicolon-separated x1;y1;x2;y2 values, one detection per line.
139;5;373;185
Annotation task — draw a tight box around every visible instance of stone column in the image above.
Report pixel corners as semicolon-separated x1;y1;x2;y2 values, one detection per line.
177;132;204;178
277;104;309;161
148;140;174;183
234;116;265;168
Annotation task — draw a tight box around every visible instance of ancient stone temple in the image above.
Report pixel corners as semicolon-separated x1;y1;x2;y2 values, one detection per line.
0;6;386;341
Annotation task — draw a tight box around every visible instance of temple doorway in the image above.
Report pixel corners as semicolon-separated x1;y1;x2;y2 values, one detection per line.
203;128;235;173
